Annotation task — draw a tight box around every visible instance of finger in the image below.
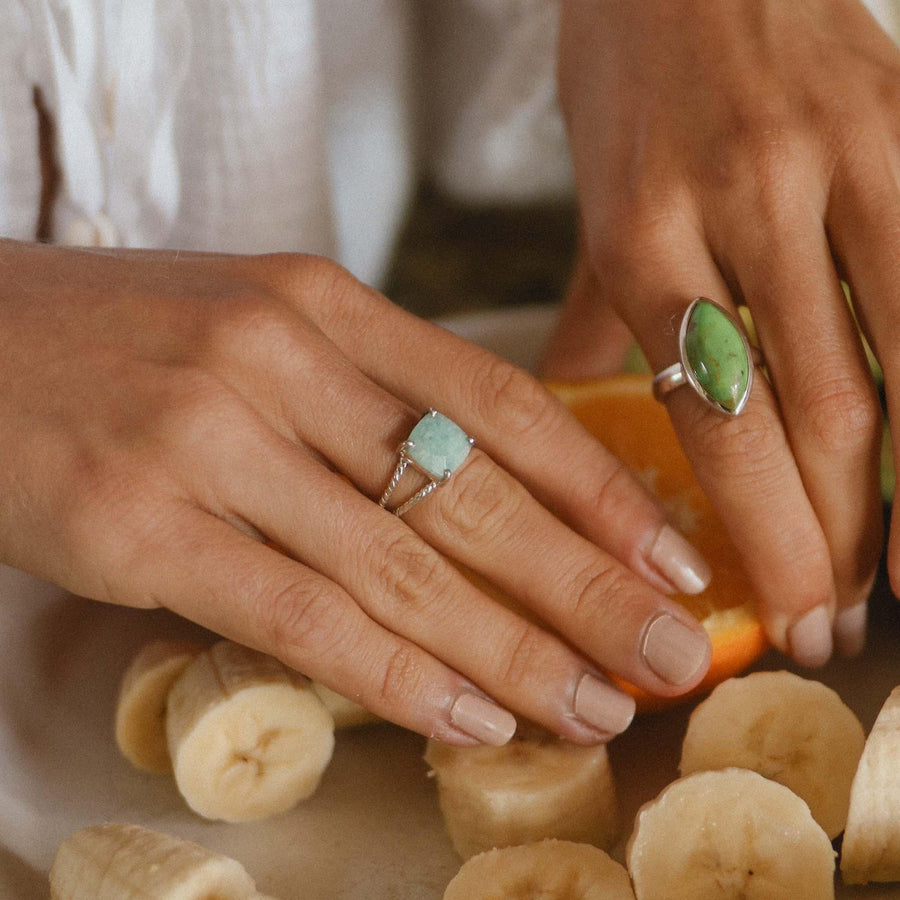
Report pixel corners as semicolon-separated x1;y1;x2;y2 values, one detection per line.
287;267;711;598
98;500;521;747
130;384;641;744
712;201;881;657
540;244;637;379
827;153;900;638
208;429;640;743
212;342;712;702
398;450;713;699
579;219;837;666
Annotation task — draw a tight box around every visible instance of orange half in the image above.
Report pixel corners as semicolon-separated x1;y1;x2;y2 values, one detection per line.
546;374;768;712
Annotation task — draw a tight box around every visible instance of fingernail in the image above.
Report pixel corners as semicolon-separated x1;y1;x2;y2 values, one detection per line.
450;693;517;746
649;525;712;595
787;605;833;668
833;602;867;658
574;673;636;735
641;613;711;686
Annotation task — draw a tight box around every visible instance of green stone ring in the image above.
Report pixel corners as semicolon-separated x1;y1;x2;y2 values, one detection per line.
379;410;475;516
652;298;763;417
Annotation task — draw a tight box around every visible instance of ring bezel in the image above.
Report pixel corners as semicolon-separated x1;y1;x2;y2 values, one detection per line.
655;297;758;417
379;409;475;517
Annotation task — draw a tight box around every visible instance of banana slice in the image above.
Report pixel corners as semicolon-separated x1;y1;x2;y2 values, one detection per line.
679;669;864;838
425;727;619;860
166;639;335;822
312;682;381;729
49;823;277;899
627;768;836;899
841;684;900;884
115;639;203;773
443;839;635;899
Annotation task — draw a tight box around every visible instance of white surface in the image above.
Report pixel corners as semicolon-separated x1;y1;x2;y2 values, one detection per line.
3;304;900;898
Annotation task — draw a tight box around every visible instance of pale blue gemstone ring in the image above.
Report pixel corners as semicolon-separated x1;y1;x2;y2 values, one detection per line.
379;409;475;517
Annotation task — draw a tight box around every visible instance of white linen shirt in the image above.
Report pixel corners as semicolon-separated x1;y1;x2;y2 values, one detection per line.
2;0;899;288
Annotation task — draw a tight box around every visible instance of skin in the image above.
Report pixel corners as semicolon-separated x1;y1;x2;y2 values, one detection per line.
0;240;707;745
546;0;896;660
11;0;895;742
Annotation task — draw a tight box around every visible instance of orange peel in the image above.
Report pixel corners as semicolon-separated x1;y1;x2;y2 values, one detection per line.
546;374;768;712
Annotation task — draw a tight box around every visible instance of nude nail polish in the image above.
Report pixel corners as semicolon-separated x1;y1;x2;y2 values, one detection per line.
574;673;636;736
641;613;711;685
649;524;712;595
450;693;517;746
833;602;867;658
788;605;833;668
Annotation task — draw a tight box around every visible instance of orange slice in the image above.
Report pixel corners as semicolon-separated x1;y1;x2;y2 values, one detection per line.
546;374;768;712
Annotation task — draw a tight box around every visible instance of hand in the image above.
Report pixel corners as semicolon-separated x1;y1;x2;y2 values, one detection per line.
547;0;896;665
0;240;713;745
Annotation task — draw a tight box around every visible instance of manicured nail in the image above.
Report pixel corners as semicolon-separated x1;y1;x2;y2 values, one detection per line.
649;525;712;595
641;613;711;686
833;602;867;658
574;673;636;736
450;693;517;746
787;605;833;668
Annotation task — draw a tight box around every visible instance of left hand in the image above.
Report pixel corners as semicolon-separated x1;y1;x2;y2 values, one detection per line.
545;0;896;665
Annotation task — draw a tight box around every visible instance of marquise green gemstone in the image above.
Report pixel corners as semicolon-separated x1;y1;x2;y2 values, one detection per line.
407;411;473;480
683;300;750;413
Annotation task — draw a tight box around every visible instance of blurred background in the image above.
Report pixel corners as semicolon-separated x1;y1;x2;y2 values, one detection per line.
383;182;576;321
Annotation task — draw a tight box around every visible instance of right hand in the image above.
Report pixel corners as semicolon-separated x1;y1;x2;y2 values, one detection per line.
547;0;892;666
0;239;712;745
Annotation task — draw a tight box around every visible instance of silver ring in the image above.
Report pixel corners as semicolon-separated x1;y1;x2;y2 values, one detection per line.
379;409;475;517
652;297;763;417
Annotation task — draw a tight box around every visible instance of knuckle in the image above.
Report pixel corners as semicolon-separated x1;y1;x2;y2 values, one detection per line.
262;252;366;323
204;289;308;367
374;531;452;610
440;456;521;545
281;252;355;301
796;375;881;457
247;251;344;293
704;109;811;220
564;559;631;625
496;621;546;690
469;356;563;443
588;459;647;528
258;579;343;665
689;407;785;487
379;645;424;706
747;160;808;231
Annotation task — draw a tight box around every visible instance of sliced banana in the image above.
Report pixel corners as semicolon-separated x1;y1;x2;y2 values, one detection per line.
115;639;203;773
166;639;335;822
312;682;381;729
425;727;619;860
49;823;277;899
443;839;635;899
626;768;835;899
679;669;864;838
841;684;900;884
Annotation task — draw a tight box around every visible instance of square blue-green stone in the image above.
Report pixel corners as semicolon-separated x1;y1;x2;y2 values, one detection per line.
407;412;472;480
